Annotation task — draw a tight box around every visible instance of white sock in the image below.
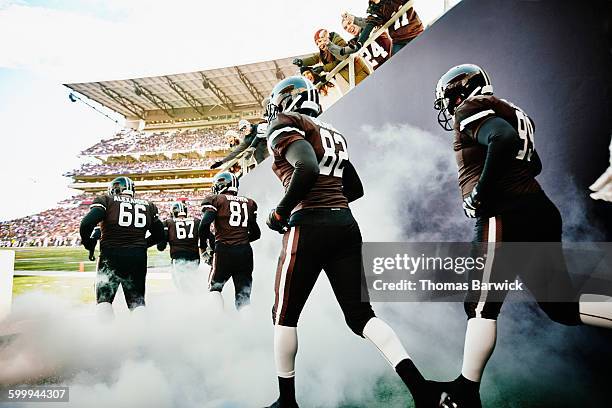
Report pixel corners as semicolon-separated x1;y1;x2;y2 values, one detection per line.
95;302;114;323
274;325;298;378
209;291;224;312
579;294;612;329
461;317;497;382
362;317;410;367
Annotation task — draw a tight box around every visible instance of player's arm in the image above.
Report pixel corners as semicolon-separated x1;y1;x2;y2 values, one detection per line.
146;205;164;247
275;140;320;217
198;206;217;252
342;161;364;202
529;150;542;177
248;203;261;242
79;202;105;251
474;116;521;197
156;221;168;252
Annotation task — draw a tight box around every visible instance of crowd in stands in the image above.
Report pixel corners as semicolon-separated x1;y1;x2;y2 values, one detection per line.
0;190;212;248
66;158;215;177
294;1;423;94
0;206;89;248
81;126;232;156
2;1;427;248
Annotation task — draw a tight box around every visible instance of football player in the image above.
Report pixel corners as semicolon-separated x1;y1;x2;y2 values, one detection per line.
263;76;449;408
79;177;164;315
199;172;260;310
157;201;203;292
432;64;612;407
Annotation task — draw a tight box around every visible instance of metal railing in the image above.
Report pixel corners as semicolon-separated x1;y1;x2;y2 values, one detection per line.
324;0;417;92
217;148;258;178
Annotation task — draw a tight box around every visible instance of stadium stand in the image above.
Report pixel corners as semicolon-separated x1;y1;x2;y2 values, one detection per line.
0;189;210;247
1;8;437;248
81;127;231;156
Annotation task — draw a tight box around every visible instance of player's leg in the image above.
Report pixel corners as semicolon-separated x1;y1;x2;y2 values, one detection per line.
323;219;440;406
95;252;120;319
268;225;323;408
528;195;612;328
173;255;202;294
120;248;147;310
231;244;254;310
445;216;510;408
208;243;232;310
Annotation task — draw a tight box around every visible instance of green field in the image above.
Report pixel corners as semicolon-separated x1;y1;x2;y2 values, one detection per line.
1;246;171;272
1;247;173;300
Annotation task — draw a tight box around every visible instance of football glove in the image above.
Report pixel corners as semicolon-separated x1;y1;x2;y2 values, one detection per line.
201;248;214;266
266;209;289;234
462;187;482;218
292;58;304;67
210;161;223;169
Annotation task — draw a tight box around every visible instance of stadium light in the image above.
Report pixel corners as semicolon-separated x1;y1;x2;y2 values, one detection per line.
66;91;120;125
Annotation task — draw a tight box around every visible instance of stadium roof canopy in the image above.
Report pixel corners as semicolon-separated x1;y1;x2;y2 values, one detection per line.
64;55;303;128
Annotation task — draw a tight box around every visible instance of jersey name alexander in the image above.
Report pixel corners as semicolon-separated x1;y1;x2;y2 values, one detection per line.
112;195;150;206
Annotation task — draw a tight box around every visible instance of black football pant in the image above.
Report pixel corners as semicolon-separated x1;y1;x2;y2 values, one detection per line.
272;209;375;335
208;242;253;309
464;192;580;325
97;247;147;310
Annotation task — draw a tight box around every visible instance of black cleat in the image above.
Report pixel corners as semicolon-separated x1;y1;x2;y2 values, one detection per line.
430;376;482;408
439;391;459;408
412;381;460;408
264;398;299;408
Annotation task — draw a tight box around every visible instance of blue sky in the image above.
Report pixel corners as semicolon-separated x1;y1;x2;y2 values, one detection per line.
0;0;454;221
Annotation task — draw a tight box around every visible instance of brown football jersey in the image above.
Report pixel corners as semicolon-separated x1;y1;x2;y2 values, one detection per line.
267;112;350;212
390;4;423;43
453;95;542;199
201;194;257;245
90;194;159;249
164;217;201;257
367;1;423;43
360;31;392;70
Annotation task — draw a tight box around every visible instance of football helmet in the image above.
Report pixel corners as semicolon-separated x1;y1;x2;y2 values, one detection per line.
171;201;187;217
434;64;493;131
212;172;239;194
267;76;321;122
107;176;135;196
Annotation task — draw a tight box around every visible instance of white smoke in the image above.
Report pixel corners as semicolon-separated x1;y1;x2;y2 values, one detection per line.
0;123;608;407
